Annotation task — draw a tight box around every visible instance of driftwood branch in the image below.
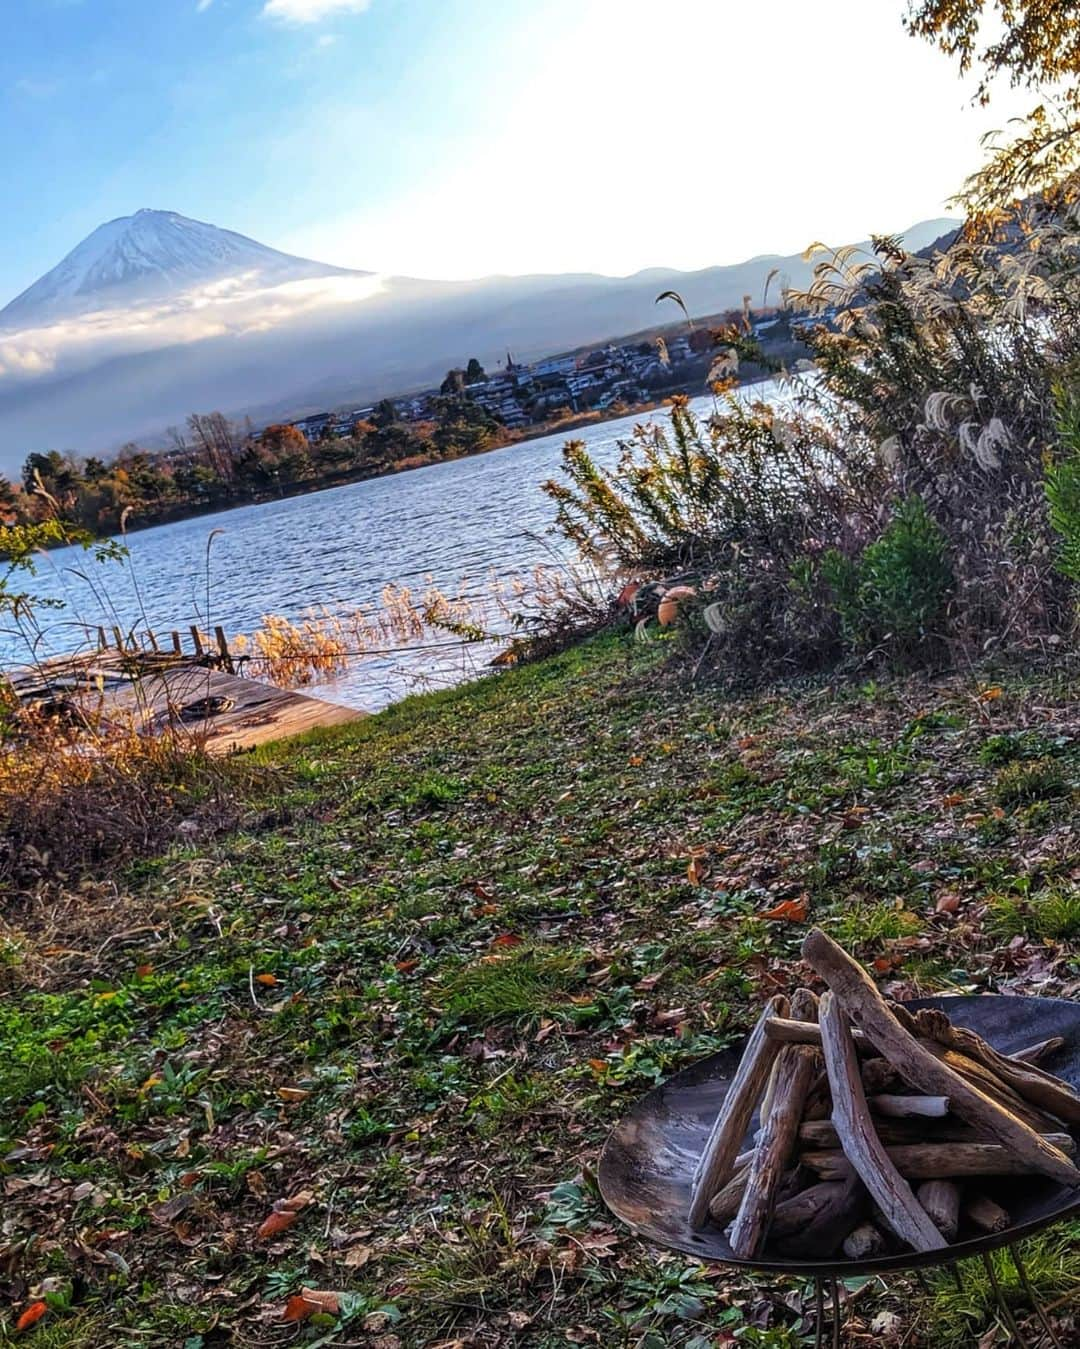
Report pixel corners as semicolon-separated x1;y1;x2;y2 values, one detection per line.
803;928;1080;1190
965;1193;1010;1233
728;989;820;1255
870;1093;948;1119
769;1016;1065;1073
688;994;789;1229
817;990;945;1251
842;1221;887;1259
729;1042;819;1256
1012;1036;1065;1066
803;1136;1075;1180
912;1008;1080;1125
917;1179;960;1241
774;1174;865;1257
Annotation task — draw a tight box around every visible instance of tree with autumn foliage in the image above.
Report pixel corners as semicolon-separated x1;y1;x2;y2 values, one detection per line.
905;0;1080;209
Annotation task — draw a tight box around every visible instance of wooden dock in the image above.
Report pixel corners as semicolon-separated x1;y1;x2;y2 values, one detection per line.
6;635;363;753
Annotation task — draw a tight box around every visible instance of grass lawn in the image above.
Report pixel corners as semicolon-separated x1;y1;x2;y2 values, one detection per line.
4;633;1080;1346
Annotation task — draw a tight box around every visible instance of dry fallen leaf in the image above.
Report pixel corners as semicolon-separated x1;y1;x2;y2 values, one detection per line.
686;856;709;885
490;933;523;948
299;1288;342;1314
282;1294;317;1322
344;1243;373;1269
257;1191;313;1240
255;973;278;986
757;895;809;923
15;1302;48;1333
259;1209;300;1239
277;1087;310;1103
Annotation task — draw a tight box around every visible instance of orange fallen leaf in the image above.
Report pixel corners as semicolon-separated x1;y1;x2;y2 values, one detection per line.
978;686;1003;702
757;895;809;923
587;1058;608;1075
942;792;966;809
15;1302;47;1333
394;959;419;973
277;1087;310;1103
628;754;644;767
258;1209;300;1240
283;1294;317;1322
490;933;523;948
135;963;154;978
687;856;709;885
255;973;278;986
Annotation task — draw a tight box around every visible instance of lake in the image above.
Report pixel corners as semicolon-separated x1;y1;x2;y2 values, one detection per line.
5;388;774;708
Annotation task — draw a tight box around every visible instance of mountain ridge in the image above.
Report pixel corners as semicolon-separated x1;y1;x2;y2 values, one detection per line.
0;212;960;465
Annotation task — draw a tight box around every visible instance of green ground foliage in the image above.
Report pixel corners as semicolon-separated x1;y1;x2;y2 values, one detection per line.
4;634;1080;1346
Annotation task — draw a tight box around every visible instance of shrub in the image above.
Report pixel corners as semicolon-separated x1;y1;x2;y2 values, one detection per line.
1047;382;1080;587
0;712;246;890
822;496;952;659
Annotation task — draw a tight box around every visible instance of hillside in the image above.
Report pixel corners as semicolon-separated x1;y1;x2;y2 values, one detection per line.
4;633;1079;1345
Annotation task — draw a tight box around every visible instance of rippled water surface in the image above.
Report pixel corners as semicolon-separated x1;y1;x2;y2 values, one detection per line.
8;390;770;707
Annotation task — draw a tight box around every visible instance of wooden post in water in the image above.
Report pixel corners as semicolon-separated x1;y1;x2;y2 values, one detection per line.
190;626;204;657
97;627;108;650
112;625;125;651
146;630;160;653
214;626;234;674
171;631;183;655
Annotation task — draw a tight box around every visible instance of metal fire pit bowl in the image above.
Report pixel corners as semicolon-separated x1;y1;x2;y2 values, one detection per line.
599;994;1080;1277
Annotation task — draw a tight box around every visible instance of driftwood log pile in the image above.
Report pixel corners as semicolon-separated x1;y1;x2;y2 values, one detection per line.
687;928;1080;1259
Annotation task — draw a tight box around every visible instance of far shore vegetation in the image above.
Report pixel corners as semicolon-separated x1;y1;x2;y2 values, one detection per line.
0;328;789;541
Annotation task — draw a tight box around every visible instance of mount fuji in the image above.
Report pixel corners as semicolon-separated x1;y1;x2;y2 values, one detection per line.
0;210;959;467
0;210;364;325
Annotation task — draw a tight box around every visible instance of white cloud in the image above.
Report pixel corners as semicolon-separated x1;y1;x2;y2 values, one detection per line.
196;0;214;11
262;0;370;22
0;272;385;386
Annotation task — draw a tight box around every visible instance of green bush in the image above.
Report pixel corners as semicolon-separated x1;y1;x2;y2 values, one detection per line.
823;496;952;659
1047;382;1080;586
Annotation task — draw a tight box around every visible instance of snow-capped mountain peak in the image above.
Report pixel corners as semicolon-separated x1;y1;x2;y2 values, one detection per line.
0;209;363;326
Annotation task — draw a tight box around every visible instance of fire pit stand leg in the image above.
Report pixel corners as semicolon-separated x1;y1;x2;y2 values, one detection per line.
981;1251;1030;1347
1008;1244;1065;1349
811;1277;842;1349
829;1277;841;1349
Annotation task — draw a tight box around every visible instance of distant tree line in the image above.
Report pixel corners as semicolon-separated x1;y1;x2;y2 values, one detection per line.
0;393;504;538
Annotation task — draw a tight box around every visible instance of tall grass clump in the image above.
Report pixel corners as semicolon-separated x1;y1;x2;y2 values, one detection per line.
544;187;1080;676
0;710;245;890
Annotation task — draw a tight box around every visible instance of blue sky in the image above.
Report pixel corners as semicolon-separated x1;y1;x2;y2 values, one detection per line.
2;0;1029;302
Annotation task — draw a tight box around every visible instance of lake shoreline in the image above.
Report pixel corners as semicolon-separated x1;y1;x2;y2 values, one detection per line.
99;369;780;540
